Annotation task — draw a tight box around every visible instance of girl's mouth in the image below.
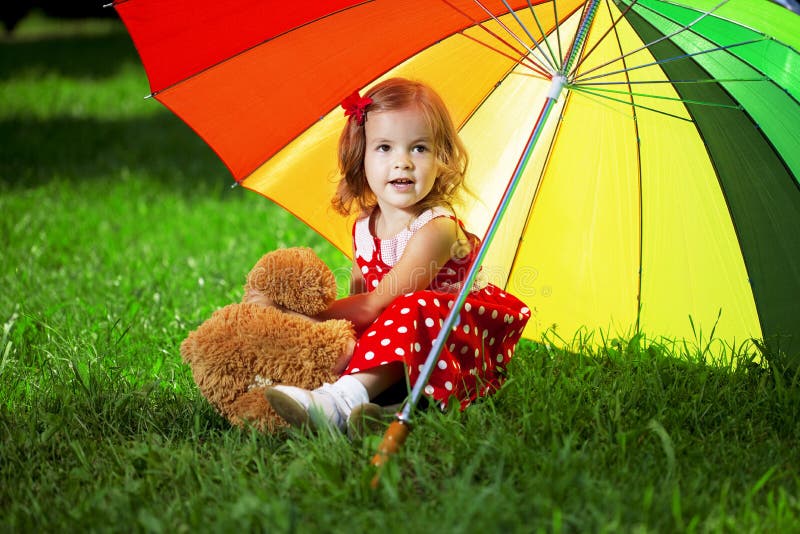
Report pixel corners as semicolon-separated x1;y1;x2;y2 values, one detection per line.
389;178;415;192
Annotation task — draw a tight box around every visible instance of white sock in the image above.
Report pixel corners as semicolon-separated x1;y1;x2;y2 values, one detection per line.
324;374;369;415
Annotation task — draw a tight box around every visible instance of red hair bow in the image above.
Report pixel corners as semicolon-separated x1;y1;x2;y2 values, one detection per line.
341;90;373;125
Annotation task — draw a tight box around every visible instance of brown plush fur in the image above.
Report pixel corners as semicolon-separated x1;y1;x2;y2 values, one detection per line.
180;248;355;431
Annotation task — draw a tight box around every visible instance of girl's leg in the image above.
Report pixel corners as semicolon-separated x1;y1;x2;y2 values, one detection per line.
265;362;404;432
351;362;404;399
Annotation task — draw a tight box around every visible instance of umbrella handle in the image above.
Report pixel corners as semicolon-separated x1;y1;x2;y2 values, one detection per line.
369;420;410;489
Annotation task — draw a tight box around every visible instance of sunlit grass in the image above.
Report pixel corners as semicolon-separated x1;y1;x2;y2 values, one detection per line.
1;13;798;532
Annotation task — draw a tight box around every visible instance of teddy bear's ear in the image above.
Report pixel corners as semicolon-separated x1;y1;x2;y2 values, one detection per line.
244;247;337;316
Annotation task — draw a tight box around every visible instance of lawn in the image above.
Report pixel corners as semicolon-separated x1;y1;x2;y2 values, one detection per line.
1;12;799;533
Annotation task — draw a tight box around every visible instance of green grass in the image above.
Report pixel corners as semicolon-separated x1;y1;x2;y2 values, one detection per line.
2;13;799;533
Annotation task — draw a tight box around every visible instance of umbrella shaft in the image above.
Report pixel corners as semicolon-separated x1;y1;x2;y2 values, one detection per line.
563;0;601;76
399;76;566;422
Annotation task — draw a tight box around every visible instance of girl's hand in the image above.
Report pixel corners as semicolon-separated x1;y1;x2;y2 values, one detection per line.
331;338;356;374
244;287;319;322
243;287;273;307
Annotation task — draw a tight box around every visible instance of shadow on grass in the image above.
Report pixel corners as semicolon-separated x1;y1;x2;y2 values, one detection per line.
0;23;138;82
1;19;233;194
0;113;230;193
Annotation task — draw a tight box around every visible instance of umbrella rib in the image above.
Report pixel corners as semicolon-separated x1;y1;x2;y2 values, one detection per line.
500;0;558;71
569;0;731;80
569;0;642;76
570;85;695;121
579;76;768;86
445;0;554;76
572;83;743;110
602;0;644;334
548;0;565;69
458;31;553;77
573;36;767;84
523;0;561;69
473;0;557;74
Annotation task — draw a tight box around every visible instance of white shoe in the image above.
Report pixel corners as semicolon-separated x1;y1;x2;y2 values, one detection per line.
266;384;352;431
346;402;389;440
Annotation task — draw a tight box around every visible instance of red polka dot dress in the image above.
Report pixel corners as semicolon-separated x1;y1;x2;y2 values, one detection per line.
343;207;531;410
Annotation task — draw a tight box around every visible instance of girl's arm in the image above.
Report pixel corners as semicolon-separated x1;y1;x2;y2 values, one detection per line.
349;259;367;296
315;217;460;331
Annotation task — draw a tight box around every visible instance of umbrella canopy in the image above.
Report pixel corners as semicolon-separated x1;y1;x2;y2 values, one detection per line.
115;0;800;361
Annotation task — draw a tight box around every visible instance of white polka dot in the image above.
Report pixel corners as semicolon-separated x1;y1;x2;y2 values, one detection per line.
413;320;418;328
371;280;379;288
460;346;468;355
473;326;479;336
444;381;453;391
361;265;369;274
384;319;394;326
418;364;425;372
447;300;454;309
474;349;480;357
417;298;427;306
401;307;410;315
496;354;504;362
424;385;435;395
395;347;405;356
433;298;440;307
464;303;472;312
365;351;375;360
462;325;470;334
521;306;530;314
380;361;389;365
489;338;496;346
500;291;507;298
437;360;447;370
491;310;498;319
368;331;377;337
351;367;360;373
425;317;434;327
449;343;455;352
398;326;408;333
478;306;485;315
414;342;421;352
439;318;444;327
381;338;391;346
482;329;489;339
376;266;383;272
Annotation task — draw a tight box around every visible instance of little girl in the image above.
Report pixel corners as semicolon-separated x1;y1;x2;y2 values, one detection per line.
266;78;530;432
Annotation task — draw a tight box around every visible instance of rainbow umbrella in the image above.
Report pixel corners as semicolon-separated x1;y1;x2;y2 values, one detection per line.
113;0;800;364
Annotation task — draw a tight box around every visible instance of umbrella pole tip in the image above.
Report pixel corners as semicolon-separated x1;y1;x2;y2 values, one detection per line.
369;420;411;489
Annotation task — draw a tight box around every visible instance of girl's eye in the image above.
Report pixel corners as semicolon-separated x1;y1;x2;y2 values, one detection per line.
376;144;390;152
412;145;428;153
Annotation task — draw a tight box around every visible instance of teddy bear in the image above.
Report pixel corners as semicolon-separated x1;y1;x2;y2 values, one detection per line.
179;247;356;431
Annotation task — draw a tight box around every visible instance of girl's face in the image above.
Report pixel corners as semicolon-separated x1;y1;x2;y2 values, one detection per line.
363;105;439;217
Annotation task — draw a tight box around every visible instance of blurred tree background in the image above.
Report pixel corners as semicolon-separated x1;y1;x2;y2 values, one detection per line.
2;1;118;34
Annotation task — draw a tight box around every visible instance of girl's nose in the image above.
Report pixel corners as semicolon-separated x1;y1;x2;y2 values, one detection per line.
393;155;412;169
